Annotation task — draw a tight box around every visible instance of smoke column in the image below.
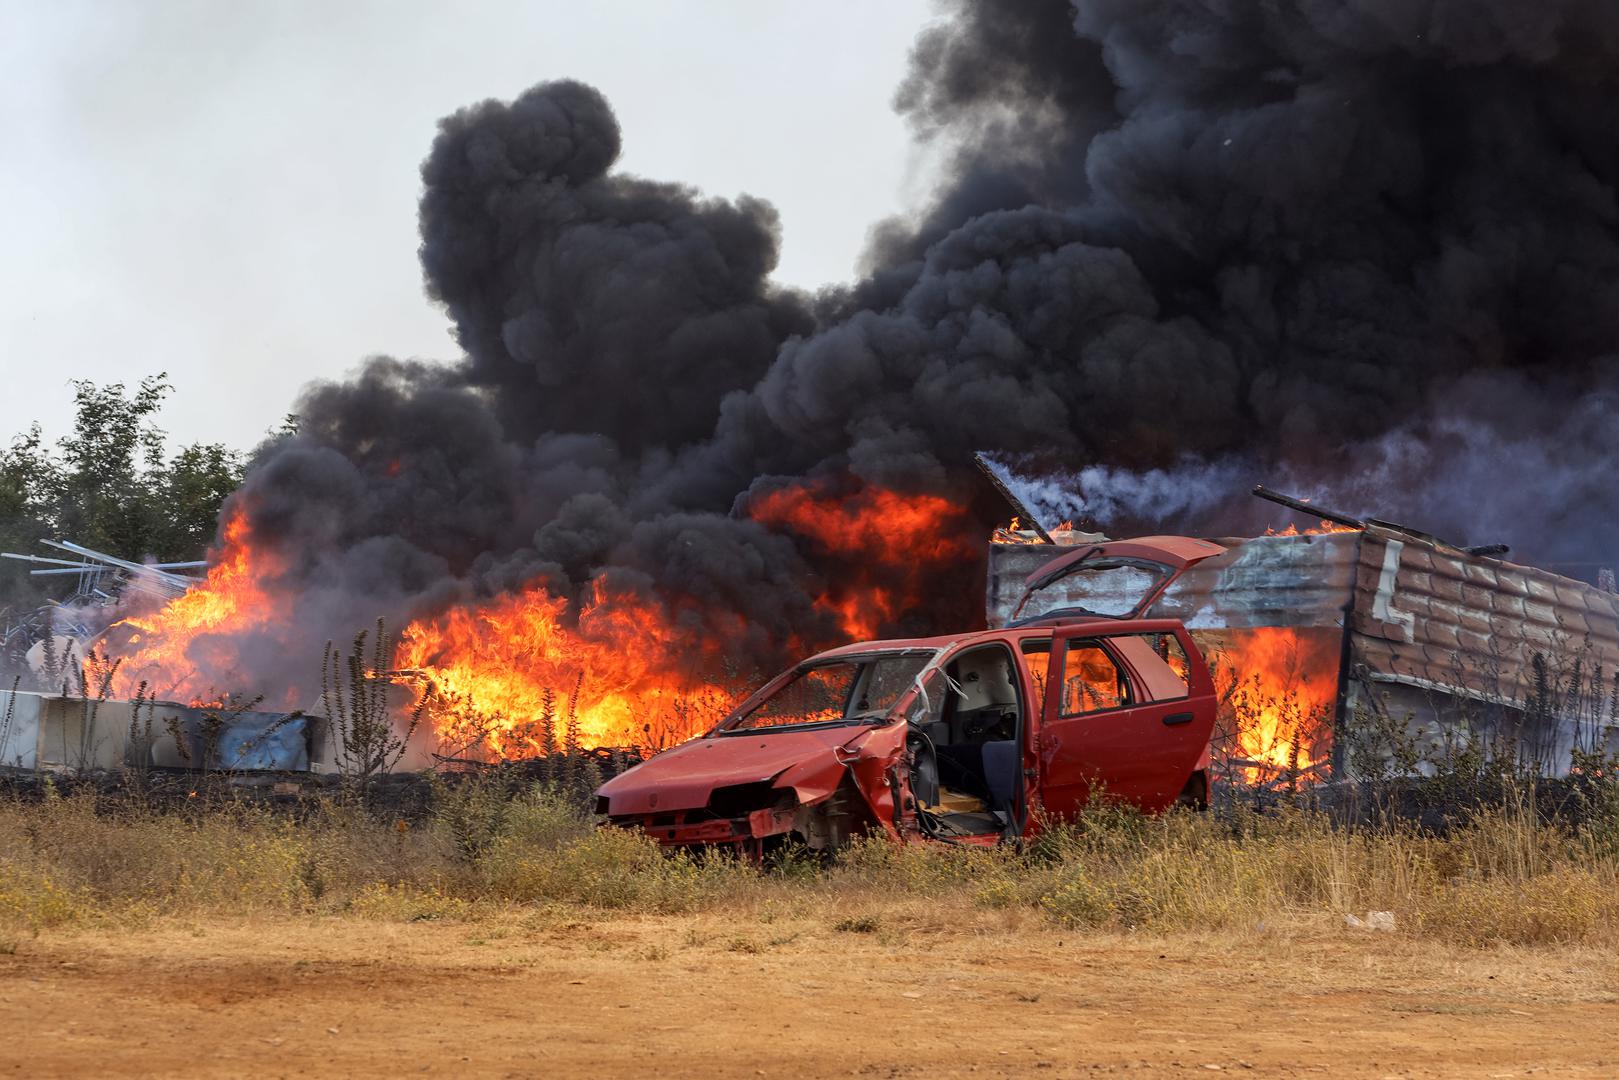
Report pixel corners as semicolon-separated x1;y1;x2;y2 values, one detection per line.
173;0;1619;699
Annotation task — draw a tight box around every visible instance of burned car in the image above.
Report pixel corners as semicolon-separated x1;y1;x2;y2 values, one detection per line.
596;542;1217;855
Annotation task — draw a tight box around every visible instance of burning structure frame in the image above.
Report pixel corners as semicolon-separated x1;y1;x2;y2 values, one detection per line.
987;497;1619;784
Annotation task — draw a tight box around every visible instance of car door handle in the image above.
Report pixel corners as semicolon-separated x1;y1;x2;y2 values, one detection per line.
1162;712;1195;726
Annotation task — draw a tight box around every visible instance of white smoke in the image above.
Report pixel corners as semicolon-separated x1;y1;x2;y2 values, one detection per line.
984;453;1252;534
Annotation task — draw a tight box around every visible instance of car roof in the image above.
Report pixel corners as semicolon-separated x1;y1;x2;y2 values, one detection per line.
801;619;1121;664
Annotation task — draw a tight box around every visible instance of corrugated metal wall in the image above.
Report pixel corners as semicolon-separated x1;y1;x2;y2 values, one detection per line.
1349;523;1619;704
1147;533;1358;630
986;532;1361;631
1345;524;1619;771
0;689;311;772
987;525;1619;776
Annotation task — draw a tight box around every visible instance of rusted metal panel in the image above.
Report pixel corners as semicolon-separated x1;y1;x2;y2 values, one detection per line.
987;533;1362;631
1345;523;1619;771
985;544;1072;628
1146;533;1359;631
1348;524;1619;701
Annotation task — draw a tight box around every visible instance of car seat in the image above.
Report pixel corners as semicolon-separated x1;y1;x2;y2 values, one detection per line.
980;739;1018;814
952;651;1018;742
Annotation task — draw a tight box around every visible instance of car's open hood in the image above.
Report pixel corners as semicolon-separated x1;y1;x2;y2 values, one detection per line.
597;724;877;816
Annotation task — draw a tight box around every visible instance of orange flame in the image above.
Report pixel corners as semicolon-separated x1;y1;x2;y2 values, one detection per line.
97;482;974;758
990;516;1077;544
395;580;735;758
1264;521;1359;537
399;482;974;754
1209;628;1339;784
102;506;289;703
747;484;974;640
93;491;1352;784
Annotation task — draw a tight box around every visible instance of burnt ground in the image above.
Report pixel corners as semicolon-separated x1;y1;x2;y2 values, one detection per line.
1;912;1614;1078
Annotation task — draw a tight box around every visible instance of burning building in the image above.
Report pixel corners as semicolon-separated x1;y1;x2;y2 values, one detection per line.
8;3;1619;785
988;500;1619;786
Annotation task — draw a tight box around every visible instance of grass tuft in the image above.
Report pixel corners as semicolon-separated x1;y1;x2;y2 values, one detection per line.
0;779;1613;948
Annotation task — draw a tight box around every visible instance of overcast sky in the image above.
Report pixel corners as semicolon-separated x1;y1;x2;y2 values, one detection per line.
0;0;938;450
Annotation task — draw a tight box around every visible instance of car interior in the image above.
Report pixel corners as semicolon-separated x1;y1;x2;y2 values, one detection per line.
907;644;1026;836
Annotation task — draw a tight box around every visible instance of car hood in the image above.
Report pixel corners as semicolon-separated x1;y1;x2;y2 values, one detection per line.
597;725;877;816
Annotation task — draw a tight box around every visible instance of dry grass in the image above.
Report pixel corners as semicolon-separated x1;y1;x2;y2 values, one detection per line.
1;780;1616;951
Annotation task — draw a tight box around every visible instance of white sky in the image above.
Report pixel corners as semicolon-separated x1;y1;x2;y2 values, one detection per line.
0;0;940;449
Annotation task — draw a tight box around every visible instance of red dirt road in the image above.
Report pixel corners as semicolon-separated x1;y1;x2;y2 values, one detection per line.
1;914;1615;1078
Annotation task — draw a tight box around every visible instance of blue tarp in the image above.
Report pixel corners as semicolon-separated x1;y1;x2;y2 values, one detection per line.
208;711;310;771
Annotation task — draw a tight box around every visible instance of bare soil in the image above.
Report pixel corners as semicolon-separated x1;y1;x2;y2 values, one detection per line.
1;912;1615;1078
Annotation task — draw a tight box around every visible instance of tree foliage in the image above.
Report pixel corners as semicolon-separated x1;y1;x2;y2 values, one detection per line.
0;374;246;606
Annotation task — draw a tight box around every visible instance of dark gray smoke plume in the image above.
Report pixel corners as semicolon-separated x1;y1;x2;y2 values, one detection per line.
197;1;1619;699
418;80;812;452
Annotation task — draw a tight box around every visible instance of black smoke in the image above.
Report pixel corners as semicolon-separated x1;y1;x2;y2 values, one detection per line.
201;0;1619;699
418;80;813;452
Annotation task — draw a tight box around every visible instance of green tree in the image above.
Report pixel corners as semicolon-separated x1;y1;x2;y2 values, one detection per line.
0;374;246;608
54;374;173;557
147;443;245;558
0;425;63;562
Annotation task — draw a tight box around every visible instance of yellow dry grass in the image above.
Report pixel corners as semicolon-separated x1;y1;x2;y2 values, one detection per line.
0;783;1615;950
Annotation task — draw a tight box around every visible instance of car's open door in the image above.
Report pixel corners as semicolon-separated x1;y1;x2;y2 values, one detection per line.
1035;619;1216;815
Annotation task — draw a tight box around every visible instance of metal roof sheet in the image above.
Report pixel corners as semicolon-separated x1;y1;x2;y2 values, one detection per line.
1348;524;1619;708
1148;532;1360;631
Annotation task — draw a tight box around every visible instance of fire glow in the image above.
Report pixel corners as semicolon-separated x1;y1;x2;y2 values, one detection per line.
394;580;736;757
102;506;289;704
1264;521;1359;537
746;484;974;640
990;516;1077;544
93;482;972;757
1210;627;1339;784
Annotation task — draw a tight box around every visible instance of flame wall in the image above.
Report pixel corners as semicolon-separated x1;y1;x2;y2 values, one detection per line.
1196;627;1341;785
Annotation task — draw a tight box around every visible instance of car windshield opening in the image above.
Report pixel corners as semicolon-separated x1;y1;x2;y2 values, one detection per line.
1015;559;1167;621
729;654;932;731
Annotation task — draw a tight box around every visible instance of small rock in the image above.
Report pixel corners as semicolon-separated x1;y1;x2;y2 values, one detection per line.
1347;910;1396;930
326;1027;340;1036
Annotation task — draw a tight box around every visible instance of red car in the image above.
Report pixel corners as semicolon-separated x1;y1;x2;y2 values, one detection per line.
595;538;1219;854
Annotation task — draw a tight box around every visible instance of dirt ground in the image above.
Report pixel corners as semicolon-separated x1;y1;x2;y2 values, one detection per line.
1;911;1615;1079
